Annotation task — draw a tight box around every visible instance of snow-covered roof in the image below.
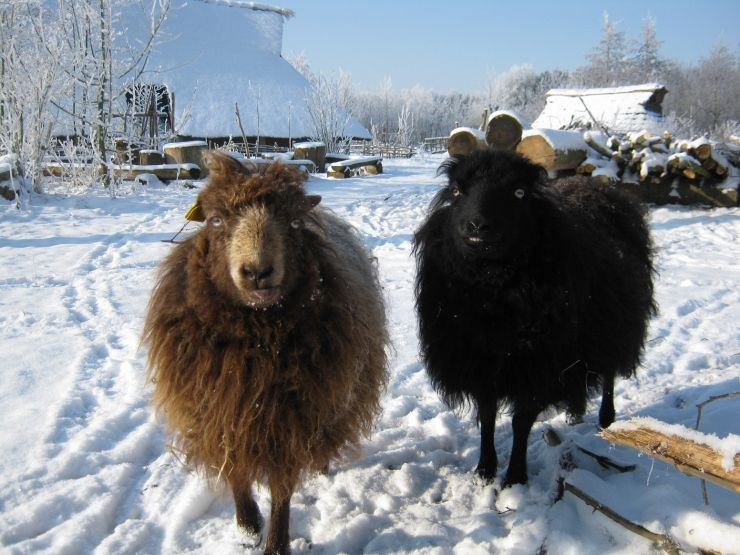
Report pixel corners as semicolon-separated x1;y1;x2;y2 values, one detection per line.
147;0;370;140
198;0;295;18
532;83;667;134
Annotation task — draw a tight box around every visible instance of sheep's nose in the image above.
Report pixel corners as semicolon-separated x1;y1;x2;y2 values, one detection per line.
241;265;274;281
466;219;489;234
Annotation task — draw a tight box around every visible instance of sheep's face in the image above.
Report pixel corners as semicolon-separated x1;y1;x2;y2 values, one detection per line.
440;150;546;261
197;153;319;309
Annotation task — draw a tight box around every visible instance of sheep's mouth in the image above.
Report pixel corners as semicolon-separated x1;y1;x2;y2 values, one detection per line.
247;286;282;306
464;236;486;245
463;235;499;249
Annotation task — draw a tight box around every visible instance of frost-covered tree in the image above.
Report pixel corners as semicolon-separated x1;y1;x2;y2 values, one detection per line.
304;69;355;153
0;0;170;193
0;1;63;193
630;15;666;82
579;12;628;86
484;66;570;122
692;42;740;133
396;103;415;148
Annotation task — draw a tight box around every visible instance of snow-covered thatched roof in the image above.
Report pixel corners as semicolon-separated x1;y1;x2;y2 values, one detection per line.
532;83;667;134
147;0;370;140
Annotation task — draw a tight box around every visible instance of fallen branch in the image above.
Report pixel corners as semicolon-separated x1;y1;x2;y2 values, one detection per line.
576;445;636;473
542;426;636;473
601;418;740;494
558;479;682;555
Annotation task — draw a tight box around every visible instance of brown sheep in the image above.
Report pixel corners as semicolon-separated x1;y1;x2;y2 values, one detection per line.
142;152;388;554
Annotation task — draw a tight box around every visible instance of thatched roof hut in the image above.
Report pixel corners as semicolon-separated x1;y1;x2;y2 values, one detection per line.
532;83;667;134
147;0;370;143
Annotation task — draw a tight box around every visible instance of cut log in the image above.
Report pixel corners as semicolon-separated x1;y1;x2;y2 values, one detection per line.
576;160;597;175
601;417;740;494
705;150;729;176
112;163;202;181
627;129;652;146
327;156;383;179
485;110;529;150
0;164;12;182
583;131;614;159
516;129;587;171
667;152;710;179
139;150;165;165
592;166;619;184
688;138;712;161
293;141;326;172
649;142;669;154
639;152;667;181
0;185;17;201
448;127;486;157
163;140;208;176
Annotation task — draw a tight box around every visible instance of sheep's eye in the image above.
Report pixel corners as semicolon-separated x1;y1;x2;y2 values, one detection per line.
290;219;302;229
209;216;223;227
514;188;526;199
451;185;462;197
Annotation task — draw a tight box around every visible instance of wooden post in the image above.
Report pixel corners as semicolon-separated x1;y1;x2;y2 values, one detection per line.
293;141;326;172
163;140;208;177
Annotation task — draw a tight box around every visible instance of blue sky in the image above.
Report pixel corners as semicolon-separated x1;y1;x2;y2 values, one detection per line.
279;0;739;92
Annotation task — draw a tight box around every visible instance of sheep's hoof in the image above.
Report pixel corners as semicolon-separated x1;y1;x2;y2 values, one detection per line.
235;515;263;548
501;472;527;489
598;408;615;429
475;464;497;484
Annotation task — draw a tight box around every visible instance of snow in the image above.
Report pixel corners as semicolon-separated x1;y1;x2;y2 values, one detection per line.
523;128;587;151
162;141;208;149
1;155;739;553
487;110;531;129
198;0;295;18
449;127;485;140
293;141;325;149
543;83;666;97
0;153;16;177
111;163;201;172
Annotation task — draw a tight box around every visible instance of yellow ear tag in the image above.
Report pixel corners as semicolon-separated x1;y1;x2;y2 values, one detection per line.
185;203;205;222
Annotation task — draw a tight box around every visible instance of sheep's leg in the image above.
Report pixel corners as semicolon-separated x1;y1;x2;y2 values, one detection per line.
264;492;292;555
598;375;616;429
475;398;498;483
502;405;541;487
230;479;262;538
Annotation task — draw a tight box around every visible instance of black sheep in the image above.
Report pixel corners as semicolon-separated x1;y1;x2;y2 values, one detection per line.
413;149;657;487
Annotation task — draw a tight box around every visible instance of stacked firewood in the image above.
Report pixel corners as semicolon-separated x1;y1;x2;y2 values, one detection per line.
579;130;733;186
448;111;739;205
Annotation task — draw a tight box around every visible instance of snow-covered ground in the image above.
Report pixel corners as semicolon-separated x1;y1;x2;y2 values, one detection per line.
1;155;738;554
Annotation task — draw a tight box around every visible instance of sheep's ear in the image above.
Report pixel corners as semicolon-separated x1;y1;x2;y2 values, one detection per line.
204;151;253;178
305;194;321;209
537;165;549;184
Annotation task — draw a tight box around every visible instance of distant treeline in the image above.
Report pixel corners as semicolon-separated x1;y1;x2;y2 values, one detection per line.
322;14;739;145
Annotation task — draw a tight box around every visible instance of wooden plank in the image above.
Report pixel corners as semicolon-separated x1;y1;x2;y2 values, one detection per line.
601;419;740;493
